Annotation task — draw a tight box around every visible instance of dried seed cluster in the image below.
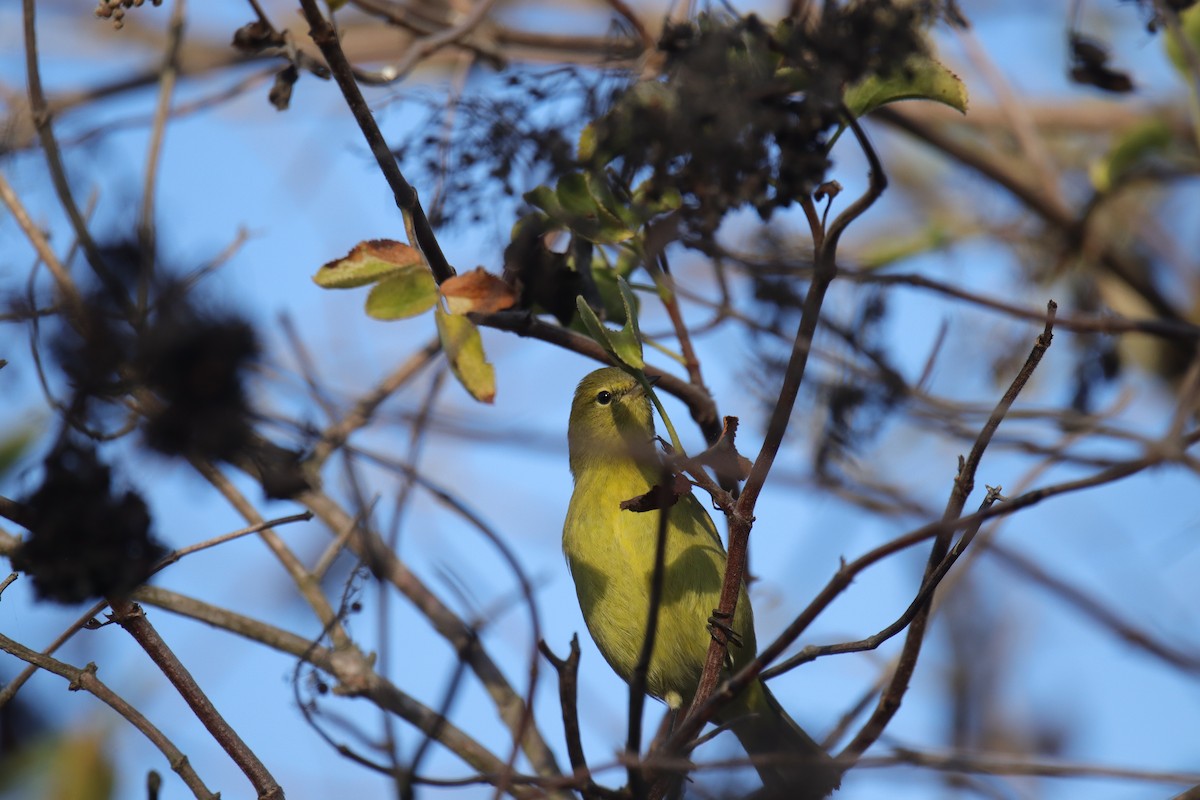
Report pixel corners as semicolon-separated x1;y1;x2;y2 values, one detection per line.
94;0;163;30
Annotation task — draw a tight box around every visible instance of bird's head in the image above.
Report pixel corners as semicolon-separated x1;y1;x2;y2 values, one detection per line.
567;367;657;477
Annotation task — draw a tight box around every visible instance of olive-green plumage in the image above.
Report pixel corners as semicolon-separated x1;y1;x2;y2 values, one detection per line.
563;367;839;798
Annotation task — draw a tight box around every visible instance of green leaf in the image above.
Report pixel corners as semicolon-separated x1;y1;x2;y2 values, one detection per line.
584;171;636;228
556;173;598;218
1089;120;1174;192
527;174;635;245
313;239;425;288
525;185;565;219
575;296;617;353
559;173;635;244
435;305;495;403
364;267;439;319
572;279;644;371
592;264;630;324
844;54;969;120
612;278;644;369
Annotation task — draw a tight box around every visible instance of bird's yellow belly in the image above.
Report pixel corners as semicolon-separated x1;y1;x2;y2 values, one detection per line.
563;485;755;708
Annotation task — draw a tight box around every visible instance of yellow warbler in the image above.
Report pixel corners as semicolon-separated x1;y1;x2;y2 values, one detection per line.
563;367;840;798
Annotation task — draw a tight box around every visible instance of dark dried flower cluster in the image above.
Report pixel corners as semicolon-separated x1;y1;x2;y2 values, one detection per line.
587;5;932;235
50;241;261;463
10;239;276;602
136;312;260;461
12;442;165;604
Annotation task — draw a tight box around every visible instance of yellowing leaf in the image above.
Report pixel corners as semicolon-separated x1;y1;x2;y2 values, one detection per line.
844;54;969;120
435;306;495;403
1165;4;1200;75
578;121;598;161
440;267;518;315
365;267;439;319
47;729;115;800
313;239;424;289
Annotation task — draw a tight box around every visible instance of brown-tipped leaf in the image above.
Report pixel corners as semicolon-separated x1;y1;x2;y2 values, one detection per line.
440;267;518;315
313;239;425;289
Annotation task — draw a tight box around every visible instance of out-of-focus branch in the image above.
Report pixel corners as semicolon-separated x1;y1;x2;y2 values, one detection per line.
843;268;1200;342
137;0;187;315
0;171;82;316
869;746;1200;786
985;541;1200;673
133;586;536;796
190;456;353;651
874;105;1188;330
0;630;218;800
310;338;441;466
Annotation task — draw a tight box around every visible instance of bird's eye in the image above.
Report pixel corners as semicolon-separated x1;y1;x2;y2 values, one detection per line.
596;390;612;405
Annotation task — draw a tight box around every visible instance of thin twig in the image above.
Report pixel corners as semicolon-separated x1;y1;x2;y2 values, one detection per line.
0;171;82;314
539;636;618;799
310;338;441;466
678;107;887;752
761;487;1003;679
299;488;563;781
868;747;1200;786
296;0;453;282
625;474;673;796
840;301;1058;763
191;456;352;651
137;0;187;316
22;0;127;312
0;594;109;709
377;0;500;84
842;268;1200;342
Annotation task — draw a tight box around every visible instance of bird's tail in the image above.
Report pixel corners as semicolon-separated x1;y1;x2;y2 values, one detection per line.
722;680;841;800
